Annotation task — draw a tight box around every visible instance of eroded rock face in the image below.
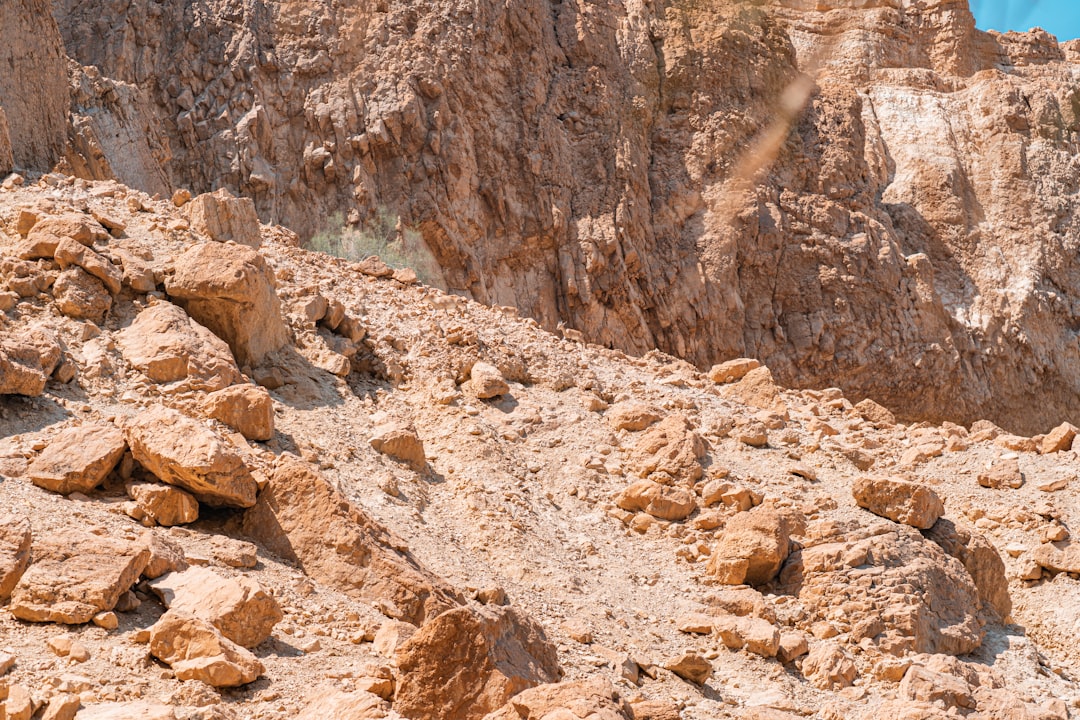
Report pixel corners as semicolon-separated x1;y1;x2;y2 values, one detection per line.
394;605;562;720
240;456;458;625
165;242;288;367
49;0;1080;433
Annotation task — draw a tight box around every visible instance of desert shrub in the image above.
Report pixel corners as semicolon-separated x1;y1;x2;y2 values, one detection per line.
307;209;444;288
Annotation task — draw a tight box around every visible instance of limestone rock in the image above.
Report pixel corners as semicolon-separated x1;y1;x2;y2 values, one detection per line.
241;457;457;625
923;518;1011;620
713;614;780;657
139;532;189;580
0;515;31;600
662;652;712;685
148;566;282;648
53;267;111;322
627;414;705;484
54;236;122;295
165;242;288;367
776;526;984;656
369;422;426;471
482;678;630;720
202;384;275;441
75;703;177;720
125;482;199;526
40;694;80;720
616;480;696;521
0;327;61;397
0;345;48;396
10;531;149;624
295;687;398;720
801;642;856;690
373;619;417;657
26;424;125;494
470;361;509;399
977;456;1024;490
855;398;896;427
898;666;974;710
1032;541;1080;575
605;402;662;432
148;610;264;687
394;605;562;720
707;506;805;586
708;358;760;384
118;302;242;393
1041;423;1076;454
187;188;262;248
852;477;943;529
125;405;258;508
723;367;785;413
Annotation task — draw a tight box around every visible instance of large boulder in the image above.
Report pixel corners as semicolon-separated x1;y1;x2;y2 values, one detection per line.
125;406;257;508
776;525;984;656
707;505;805;586
165;242;288;367
241;457;458;625
26;424;126;494
118;302;242;392
125;482;199;527
627;414;706;484
10;531;149;624
853;477;944;529
148;610;263;688
0;326;62;396
147;566;282;648
54;237;122;295
482;678;630;720
187;188;262;248
615;479;696;521
923;518;1011;620
394;605;562;720
53;267;112;322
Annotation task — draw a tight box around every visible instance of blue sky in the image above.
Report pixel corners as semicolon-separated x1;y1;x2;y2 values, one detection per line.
971;0;1080;41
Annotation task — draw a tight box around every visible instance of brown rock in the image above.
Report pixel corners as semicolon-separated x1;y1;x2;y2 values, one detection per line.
53;267;112;322
605;402;663;432
240;457;458;625
977;456;1024;489
373;619;418;657
54;236;122;295
855;398;896;426
470;361;509;399
776;631;809;663
801;642;856;690
125;482;199;526
148;566;281;648
1032;541;1080;574
708;358;761;384
628;414;705;484
898;666;974;710
187;188;262;248
0;345;48;396
202;384;275;441
10;531;149;623
26;424;125;494
723;366;786;413
295;687;395;720
118;302;243;392
616;479;696;521
627;700;680;720
482;678;630;720
41;694;81;720
148;610;263;687
165;242;288;367
707;505;805;586
852;477;944;529
27;214;97;246
0;106;11;176
125;405;258;508
394;605;562;720
369;422;426;471
923;518;1011;620
1041;422;1077;454
139;532;188;580
5;684;35;720
713;614;780;657
0;515;31;599
662;652;712;684
75;703;177;720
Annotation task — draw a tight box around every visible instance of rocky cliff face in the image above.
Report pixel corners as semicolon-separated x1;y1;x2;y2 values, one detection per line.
36;0;1080;433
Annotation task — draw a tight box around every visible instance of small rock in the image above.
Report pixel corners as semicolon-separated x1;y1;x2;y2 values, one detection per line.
708;358;760;384
202;384;275;441
470;361;509;399
802;642;856;690
93;611;119;630
148;610;264;687
369;422;426;471
126;482;199;526
852;477;943;529
40;694;80;720
1042;423;1077;454
663;652;712;684
977;456;1023;489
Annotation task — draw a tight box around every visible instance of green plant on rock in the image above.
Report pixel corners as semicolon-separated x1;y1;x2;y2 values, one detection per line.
307;209;444;288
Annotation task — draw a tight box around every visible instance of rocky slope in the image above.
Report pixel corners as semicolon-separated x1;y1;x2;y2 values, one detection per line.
0;178;1079;718
1;0;1071;433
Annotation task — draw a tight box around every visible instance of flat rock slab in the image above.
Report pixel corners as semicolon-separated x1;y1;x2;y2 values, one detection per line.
10;531;149;624
125;405;257;508
27;424;126;494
